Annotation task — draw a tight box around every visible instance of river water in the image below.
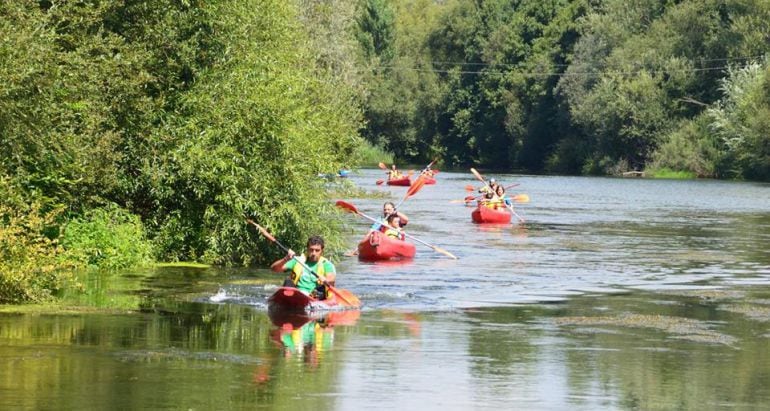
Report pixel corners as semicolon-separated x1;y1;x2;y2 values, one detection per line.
2;170;769;410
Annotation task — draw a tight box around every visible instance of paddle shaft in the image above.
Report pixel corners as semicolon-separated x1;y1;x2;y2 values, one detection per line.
349;208;457;259
394;159;436;209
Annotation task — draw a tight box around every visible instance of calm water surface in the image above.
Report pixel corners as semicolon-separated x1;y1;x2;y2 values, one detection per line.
2;170;769;410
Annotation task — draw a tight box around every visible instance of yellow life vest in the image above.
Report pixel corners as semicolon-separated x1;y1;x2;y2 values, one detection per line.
289;255;327;285
384;227;403;240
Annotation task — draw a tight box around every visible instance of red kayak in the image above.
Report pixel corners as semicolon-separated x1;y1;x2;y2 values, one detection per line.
471;204;512;224
268;286;361;313
386;176;411;186
357;230;416;261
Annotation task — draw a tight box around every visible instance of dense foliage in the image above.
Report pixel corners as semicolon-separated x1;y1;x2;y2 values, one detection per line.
1;0;362;301
359;0;769;178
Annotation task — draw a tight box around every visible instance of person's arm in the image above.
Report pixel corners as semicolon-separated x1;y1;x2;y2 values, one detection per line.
270;249;295;272
322;261;336;285
397;211;409;227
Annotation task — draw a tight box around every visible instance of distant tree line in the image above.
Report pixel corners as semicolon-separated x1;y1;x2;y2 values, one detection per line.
356;0;770;180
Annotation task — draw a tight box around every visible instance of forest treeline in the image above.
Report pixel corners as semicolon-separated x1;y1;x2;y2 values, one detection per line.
1;0;768;302
359;0;769;180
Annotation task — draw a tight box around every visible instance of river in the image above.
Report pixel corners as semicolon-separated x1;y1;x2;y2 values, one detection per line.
2;169;769;410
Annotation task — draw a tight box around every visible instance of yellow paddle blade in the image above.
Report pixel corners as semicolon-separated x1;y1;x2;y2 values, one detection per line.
512;194;530;203
432;245;458;260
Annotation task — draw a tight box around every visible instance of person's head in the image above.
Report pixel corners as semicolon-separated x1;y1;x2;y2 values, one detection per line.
305;235;325;262
386;213;401;227
489;178;497;185
495;185;505;196
391;164;397;170
383;201;396;217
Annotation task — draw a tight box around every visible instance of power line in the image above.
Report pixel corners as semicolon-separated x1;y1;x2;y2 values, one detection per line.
370;64;736;77
424;55;765;68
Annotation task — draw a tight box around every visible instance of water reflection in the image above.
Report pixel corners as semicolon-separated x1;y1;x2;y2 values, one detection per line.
268;310;360;365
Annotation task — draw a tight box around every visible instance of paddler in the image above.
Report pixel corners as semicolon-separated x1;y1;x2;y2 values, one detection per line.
370;201;409;232
486;184;510;210
270;235;336;300
383;214;406;240
388;164;402;180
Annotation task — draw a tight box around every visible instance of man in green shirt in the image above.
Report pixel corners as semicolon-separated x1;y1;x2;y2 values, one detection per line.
270;235;336;299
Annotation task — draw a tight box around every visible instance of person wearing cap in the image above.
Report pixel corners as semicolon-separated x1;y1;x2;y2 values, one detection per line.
479;178;499;195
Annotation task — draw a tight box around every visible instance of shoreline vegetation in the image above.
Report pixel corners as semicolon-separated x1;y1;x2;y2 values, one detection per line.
2;0;768;304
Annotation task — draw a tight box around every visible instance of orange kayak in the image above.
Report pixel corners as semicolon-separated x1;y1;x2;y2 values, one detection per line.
471;204;512;224
357;230;416;261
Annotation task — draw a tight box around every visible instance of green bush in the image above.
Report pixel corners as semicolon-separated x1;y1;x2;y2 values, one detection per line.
354;142;394;167
648;116;720;178
60;204;153;270
0;178;80;303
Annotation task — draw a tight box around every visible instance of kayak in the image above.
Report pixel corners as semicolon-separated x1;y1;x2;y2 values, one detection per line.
268;286;361;313
386;176;411;186
471;204;512;224
357;230;416;261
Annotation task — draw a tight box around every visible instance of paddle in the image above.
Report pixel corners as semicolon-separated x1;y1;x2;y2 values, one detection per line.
453;184;522;203
393;160;436;209
470;168;526;222
505;202;526;223
470;167;490;186
335;200;458;260
246;219;360;306
451;192;528;204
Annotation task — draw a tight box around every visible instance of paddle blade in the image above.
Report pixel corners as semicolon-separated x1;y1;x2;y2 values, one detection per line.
247;220;277;242
512;194;530;203
376;179;384;185
432;245;458;260
404;175;427;199
378;162;387;170
465;185;475;192
470;167;485;183
335;200;359;214
329;286;360;307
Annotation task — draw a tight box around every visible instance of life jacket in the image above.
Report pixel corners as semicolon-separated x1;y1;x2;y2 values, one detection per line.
289;255;327;286
483;193;505;209
384;226;405;241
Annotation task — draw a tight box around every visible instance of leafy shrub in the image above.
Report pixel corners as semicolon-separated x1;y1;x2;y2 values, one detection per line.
60;204;153;270
0;178;79;303
354;142;394;167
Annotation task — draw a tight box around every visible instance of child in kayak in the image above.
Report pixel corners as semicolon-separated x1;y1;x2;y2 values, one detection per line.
370;201;409;232
383;214;406;241
270;235;336;300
